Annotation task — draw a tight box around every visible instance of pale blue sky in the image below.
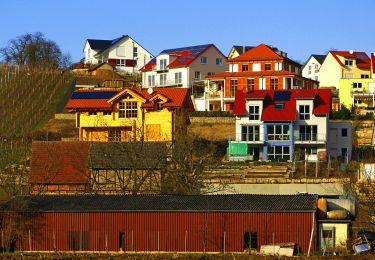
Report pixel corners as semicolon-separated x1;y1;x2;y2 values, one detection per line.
1;0;374;63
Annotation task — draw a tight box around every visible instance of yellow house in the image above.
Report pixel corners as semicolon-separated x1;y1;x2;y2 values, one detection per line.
319;50;375;108
66;87;194;142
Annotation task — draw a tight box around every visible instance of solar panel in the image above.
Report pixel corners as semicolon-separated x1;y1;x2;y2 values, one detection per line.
161;44;210;55
356;53;369;60
274;91;291;101
71;91;118;99
177;56;190;64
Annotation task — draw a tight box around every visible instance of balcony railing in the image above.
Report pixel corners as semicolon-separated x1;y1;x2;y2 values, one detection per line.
294;133;326;143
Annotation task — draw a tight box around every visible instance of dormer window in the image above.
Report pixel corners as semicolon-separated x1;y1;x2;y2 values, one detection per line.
344;60;353;66
159;59;167;70
265;63;271;70
299;105;310;120
274;103;284;110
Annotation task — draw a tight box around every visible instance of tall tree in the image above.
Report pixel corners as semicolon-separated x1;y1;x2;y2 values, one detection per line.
0;32;71;68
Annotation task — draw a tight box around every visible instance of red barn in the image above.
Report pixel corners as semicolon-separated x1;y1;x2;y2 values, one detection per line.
0;194;318;254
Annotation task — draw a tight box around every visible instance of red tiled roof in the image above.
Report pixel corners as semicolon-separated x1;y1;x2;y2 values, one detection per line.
206;70;296;79
65;99;112;110
372;53;375;74
230;44;283;62
330;51;371;68
29;141;90;185
141;88;194;109
233;89;331;121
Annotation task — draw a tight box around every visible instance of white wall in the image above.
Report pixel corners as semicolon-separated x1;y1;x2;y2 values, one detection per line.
235;100;264;141
83;41;99;64
302;56;321;81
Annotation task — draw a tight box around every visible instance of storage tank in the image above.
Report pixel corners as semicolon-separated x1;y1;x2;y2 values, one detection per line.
327;198;356;217
317;197;327;219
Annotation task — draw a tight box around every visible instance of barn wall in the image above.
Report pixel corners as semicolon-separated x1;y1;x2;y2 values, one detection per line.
8;211;316;254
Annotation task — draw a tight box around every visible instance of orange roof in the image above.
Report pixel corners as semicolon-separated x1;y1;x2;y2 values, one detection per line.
230;44;283;62
141;88;194;109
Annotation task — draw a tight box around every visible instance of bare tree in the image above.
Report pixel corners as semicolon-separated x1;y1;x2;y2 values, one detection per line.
0;32;71;69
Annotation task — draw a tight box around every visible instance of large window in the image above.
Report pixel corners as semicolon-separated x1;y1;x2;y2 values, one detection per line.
160;74;166;85
119;101;137;118
175;72;182;84
267;125;290;140
299;125;318;141
247;79;255;91
159;59;167;70
230;79;237;97
148;75;155;86
299;105;310;120
270;78;278;90
116;59;125;66
241;125;260;141
249;106;259;120
268;146;290;160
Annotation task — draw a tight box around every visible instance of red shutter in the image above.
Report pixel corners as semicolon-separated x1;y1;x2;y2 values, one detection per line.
108;59;117;66
125;59;134;67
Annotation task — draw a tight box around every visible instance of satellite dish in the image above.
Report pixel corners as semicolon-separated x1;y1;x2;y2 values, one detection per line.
147;87;153;94
349;50;354;54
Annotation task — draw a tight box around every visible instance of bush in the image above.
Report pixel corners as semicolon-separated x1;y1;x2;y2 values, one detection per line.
332;105;352;120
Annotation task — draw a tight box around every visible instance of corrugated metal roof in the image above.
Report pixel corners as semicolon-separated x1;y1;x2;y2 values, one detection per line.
1;194;318;212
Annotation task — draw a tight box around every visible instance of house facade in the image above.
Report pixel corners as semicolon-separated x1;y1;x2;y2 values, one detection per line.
206;44;319;111
227;45;254;59
228;89;351;162
302;54;326;82
65;87;194;142
83;35;153;73
140;44;228;111
319;50;375;108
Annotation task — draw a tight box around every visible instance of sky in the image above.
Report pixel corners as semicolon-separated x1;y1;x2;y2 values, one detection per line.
1;0;375;64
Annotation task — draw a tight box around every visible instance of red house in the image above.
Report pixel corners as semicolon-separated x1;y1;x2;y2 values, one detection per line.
0;194;318;254
206;44;318;111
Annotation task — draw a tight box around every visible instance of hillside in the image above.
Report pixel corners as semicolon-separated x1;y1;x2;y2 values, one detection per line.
0;65;76;138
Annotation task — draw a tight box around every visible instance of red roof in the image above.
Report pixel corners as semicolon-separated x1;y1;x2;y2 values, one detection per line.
141;88;194;110
372;53;375;74
233;89;331;121
230;44;283;62
330;51;371;68
65;99;112;110
29;141;90;185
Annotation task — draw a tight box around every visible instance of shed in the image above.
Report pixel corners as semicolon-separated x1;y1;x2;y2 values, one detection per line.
0;194;318;254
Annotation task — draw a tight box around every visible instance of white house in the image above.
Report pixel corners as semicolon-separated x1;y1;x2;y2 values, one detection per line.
228;89;352;162
140;44;228;110
83;35;153;73
302;54;326;82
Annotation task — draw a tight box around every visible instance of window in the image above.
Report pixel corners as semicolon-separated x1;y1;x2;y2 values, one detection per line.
299;105;310;120
242;64;249;71
207;72;215;76
314;64;319;73
88;111;96;116
148;75;155;86
109;129;121;142
274;103;284;110
216;58;223;65
200;56;208;64
230;79;237;97
116;46;125;57
345;60;353;66
194;71;201;80
361;74;370;79
103;111;111;116
117;59;125;66
249;106;259;120
252;63;261;71
315;76;318;81
244;232;257;250
267;125;290;140
247;79;255;91
119;101;137;118
270;78;278;90
342;128;348;137
133;47;138;58
341;148;348;157
268;146;290;160
175;72;182;84
308;65;312;75
119;232;125;251
159;59;167;70
320;227;335;250
160;74;166;85
344;73;353;78
353;82;362;88
265;63;271;70
307;147;318;155
299;125;318;141
87;49;91;59
241;125;260;141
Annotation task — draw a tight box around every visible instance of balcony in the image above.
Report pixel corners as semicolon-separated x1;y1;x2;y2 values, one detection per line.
294;133;326;144
153;80;183;88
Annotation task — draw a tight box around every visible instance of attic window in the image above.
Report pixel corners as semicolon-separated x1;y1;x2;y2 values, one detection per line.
344;60;353;66
274;103;284;110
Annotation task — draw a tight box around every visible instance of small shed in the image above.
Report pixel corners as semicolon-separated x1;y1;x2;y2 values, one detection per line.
0;194;318;254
